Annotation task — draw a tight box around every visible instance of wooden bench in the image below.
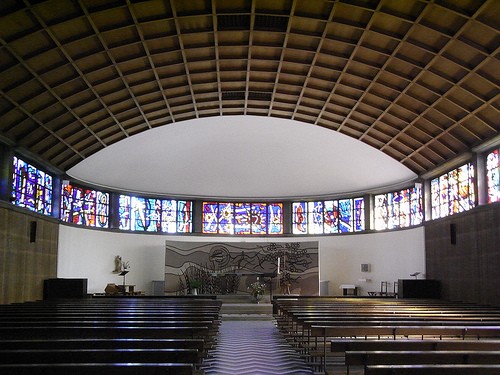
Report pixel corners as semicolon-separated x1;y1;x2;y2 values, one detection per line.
365;364;500;374
0;319;217;328
304;324;500;372
0;338;206;352
273;297;500;373
0;297;220;374
0;348;200;365
0;362;197;375
331;338;500;352
346;350;500;374
0;325;212;340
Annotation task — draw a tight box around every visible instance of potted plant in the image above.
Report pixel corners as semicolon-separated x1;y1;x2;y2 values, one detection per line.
248;281;266;302
188;279;202;295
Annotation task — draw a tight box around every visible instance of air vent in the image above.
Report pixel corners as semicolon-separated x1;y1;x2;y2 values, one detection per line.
217;15;251;30
254;15;288;32
222;91;272;101
222;91;245;100
248;91;272;101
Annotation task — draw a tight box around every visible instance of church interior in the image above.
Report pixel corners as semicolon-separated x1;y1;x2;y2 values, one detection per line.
0;0;499;374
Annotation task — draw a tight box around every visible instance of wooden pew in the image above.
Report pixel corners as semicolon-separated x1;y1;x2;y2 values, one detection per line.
0;319;217;328
0;297;220;375
0;338;206;352
0;348;200;365
331;338;500;353
0;325;212;340
310;325;500;370
365;364;500;374
272;297;500;373
346;350;500;374
0;362;196;375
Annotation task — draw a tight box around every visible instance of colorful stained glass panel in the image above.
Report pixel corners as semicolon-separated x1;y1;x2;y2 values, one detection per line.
177;201;192;233
293;198;364;234
60;183;109;228
375;187;422;230
292;202;307;234
251;203;267;234
218;202;234;234
202;202;218;233
487;149;500;203
431;163;475;219
12;156;53;216
354;197;365;232
202;202;283;235
119;195;191;233
268;203;283;234
338;199;352;233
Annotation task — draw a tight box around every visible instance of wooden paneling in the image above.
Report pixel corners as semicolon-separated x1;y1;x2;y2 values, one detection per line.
425;203;500;306
0;206;58;304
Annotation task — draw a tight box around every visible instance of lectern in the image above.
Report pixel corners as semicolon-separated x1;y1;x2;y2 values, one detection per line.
119;270;129;295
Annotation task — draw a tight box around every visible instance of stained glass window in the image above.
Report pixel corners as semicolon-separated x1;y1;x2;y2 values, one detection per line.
11;156;53;216
374;187;423;230
61;182;109;228
202;202;283;235
292;198;364;234
119;195;192;233
431;163;475;219
486;149;500;203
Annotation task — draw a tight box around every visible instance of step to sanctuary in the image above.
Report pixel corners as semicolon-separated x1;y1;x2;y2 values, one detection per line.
217;294;273;319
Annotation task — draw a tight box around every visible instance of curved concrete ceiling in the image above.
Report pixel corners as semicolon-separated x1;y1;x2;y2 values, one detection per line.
67;116;417;199
0;0;498;197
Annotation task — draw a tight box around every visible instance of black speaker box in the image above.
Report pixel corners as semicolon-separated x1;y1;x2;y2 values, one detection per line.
43;278;88;299
398;279;440;299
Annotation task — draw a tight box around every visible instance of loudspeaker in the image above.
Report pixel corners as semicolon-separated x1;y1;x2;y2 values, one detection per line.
361;263;370;272
450;223;457;245
398;279;440;299
44;278;88;299
29;221;37;243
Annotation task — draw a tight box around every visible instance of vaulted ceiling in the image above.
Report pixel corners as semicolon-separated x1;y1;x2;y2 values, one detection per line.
0;0;499;178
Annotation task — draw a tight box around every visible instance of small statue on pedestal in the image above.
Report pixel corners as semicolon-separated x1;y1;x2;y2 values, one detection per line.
112;255;123;274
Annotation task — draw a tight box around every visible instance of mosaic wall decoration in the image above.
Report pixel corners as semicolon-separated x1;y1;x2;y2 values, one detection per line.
164;241;319;296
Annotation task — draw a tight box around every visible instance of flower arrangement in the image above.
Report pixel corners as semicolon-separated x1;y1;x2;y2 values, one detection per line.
188;279;202;289
248;281;266;297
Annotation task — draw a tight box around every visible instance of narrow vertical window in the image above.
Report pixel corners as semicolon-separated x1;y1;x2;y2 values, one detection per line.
486;149;499;203
292;202;307;234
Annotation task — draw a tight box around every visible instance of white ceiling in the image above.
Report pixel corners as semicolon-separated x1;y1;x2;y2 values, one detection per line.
67;116;417;199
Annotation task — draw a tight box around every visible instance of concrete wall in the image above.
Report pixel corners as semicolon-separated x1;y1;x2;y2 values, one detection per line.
0;206;58;304
58;224;425;296
425;203;500;306
318;228;425;296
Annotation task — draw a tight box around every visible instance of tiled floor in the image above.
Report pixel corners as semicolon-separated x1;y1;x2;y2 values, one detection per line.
202;319;314;375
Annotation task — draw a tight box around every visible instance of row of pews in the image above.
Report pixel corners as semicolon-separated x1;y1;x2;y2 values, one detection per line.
273;296;500;375
0;296;222;374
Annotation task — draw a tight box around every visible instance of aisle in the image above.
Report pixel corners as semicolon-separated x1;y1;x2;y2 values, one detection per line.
202;319;313;375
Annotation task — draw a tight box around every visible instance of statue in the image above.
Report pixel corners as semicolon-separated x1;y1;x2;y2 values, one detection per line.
113;255;123;274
